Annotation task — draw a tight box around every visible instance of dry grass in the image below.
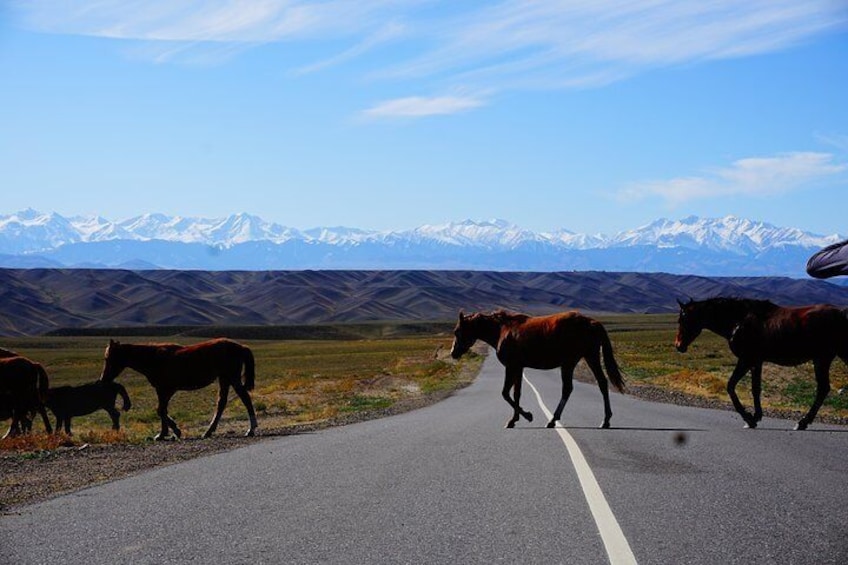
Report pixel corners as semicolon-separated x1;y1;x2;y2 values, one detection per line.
1;335;479;452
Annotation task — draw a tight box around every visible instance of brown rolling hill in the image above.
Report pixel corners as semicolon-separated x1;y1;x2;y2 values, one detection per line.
1;268;848;336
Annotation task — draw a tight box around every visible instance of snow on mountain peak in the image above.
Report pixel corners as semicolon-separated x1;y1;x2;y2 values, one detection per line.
0;210;842;262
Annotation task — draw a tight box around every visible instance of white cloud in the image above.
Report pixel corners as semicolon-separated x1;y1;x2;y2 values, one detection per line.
619;152;848;204
10;1;847;114
12;1;419;42
293;21;406;75
362;95;486;119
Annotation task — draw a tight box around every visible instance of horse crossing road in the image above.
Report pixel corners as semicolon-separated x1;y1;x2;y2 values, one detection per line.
2;354;847;564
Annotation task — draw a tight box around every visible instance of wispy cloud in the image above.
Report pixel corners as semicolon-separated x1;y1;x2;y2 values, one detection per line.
294;21;406;75
619;152;848;205
11;1;847;116
362;95;486;119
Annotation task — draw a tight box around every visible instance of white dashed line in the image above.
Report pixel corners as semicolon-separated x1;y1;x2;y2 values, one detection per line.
524;373;638;565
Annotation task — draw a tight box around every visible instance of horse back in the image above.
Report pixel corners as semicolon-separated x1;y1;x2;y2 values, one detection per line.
734;303;848;363
0;347;18;359
0;357;47;414
0;356;43;389
497;311;602;368
163;338;250;389
47;382;122;418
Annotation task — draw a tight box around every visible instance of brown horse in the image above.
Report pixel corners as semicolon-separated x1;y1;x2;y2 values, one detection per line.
675;297;848;430
450;310;626;428
100;338;258;440
0;356;51;438
46;380;132;435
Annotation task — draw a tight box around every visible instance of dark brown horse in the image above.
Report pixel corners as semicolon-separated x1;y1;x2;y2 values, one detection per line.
100;338;258;440
675;297;848;430
450;310;626;428
0;356;51;438
46;381;132;435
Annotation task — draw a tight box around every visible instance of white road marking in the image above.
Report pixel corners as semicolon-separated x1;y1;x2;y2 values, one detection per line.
524;374;638;565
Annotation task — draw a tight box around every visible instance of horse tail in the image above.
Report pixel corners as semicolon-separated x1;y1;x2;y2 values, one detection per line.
35;364;49;404
598;325;626;393
114;382;131;411
242;346;255;391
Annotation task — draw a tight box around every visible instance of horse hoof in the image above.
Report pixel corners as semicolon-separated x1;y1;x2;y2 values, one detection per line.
600;422;611;429
504;421;516;429
794;421;808;431
546;421;556;429
742;415;758;429
524;412;533;422
245;429;255;437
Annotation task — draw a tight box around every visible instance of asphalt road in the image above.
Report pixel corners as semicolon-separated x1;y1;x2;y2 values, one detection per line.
2;354;847;564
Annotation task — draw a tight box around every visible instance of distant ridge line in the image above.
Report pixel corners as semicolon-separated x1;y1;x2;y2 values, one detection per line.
1;268;847;337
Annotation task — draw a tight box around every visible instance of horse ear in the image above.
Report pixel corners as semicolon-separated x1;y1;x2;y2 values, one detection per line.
459;310;466;320
677;298;685;307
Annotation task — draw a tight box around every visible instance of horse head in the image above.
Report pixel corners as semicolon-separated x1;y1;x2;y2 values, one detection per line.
450;311;477;359
675;298;702;353
100;339;126;382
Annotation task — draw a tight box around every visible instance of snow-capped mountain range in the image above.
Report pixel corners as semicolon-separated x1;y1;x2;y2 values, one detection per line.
0;209;842;277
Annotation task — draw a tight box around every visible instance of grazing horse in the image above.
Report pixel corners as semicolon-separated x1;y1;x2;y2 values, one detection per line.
100;338;258;440
450;310;626;428
0;356;51;438
675;297;848;430
46;381;132;435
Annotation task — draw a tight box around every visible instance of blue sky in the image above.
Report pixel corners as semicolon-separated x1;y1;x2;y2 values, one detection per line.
1;1;847;236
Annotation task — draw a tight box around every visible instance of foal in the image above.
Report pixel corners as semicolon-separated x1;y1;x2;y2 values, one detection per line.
46;381;132;435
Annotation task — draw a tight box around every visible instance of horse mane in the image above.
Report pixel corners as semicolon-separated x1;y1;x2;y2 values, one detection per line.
703;296;778;316
0;347;18;359
487;309;530;325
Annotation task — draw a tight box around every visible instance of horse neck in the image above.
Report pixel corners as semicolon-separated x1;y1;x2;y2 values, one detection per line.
472;316;505;348
702;301;753;339
120;344;166;376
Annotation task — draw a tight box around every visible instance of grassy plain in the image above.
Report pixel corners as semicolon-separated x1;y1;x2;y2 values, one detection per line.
3;314;848;452
1;330;479;449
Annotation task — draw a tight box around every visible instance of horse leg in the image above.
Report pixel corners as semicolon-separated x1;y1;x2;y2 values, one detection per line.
547;359;577;428
38;406;53;434
726;360;757;428
3;417;21;439
512;370;533;424
202;382;230;439
106;406;121;430
501;367;532;428
6;407;26;438
586;353;613;429
795;358;832;431
750;364;763;424
231;381;258;437
154;389;180;440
